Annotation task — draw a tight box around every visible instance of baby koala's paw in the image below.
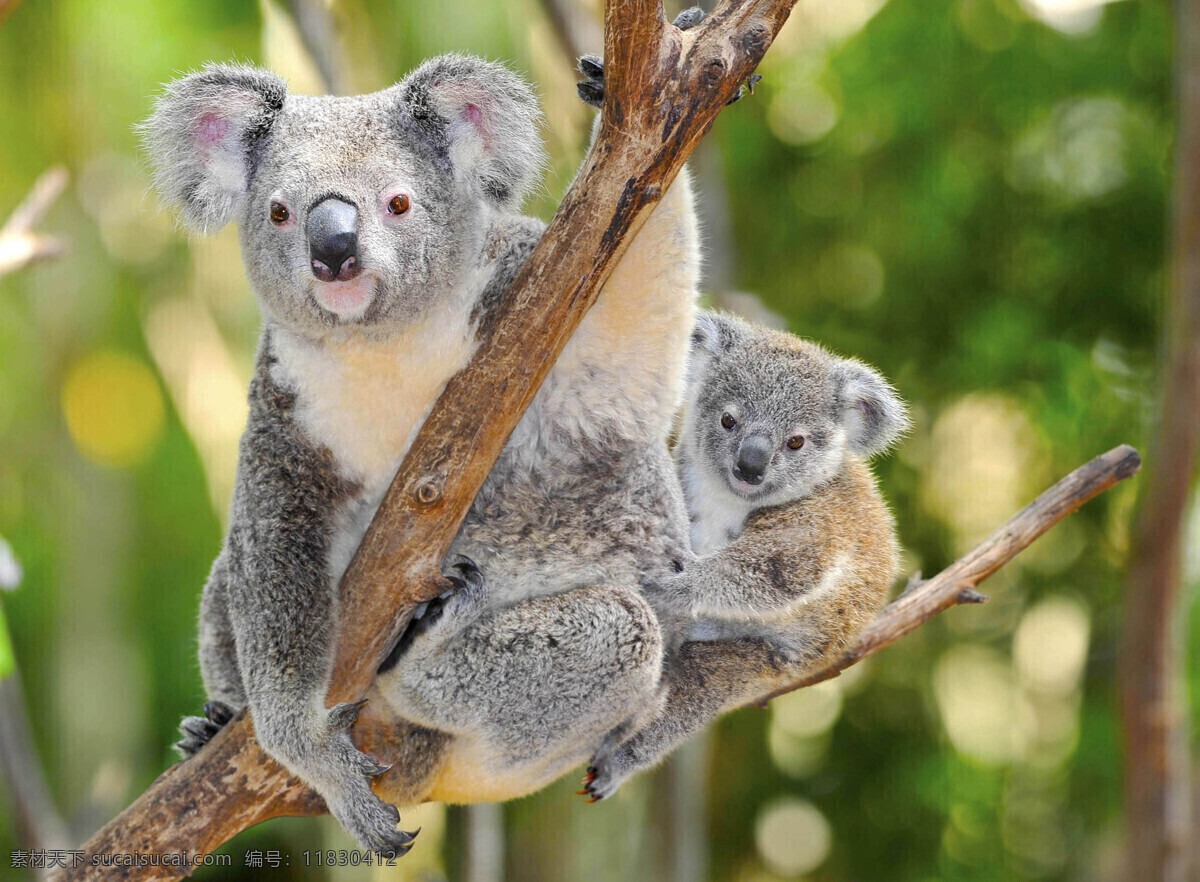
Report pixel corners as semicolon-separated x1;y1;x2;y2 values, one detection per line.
175;700;237;757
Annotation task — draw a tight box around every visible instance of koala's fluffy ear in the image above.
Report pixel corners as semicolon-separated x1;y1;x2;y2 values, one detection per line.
687;310;739;383
141;64;287;233
832;358;910;458
399;54;545;210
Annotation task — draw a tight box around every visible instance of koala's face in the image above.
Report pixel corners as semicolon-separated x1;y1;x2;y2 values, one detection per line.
237;99;469;330
684;312;908;508
143;56;545;337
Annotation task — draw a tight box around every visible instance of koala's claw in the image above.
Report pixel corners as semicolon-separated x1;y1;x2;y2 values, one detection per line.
579;752;629;802
175;699;237;758
726;73;764;106
328;698;370;732
446;555;485;592
326;775;420;858
577;54;603;81
202;700;235;727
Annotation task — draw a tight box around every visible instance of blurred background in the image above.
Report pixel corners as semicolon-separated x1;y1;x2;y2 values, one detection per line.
0;0;1194;879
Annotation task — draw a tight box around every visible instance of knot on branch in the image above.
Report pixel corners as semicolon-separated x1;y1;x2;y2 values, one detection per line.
414;479;443;506
703;57;728;88
741;25;771;57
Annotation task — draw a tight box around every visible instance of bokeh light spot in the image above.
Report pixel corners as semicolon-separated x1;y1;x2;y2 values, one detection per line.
755;797;833;876
769;83;839;145
62;350;165;468
1013;596;1090;697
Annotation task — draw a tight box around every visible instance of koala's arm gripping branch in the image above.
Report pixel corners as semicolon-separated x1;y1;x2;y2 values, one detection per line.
749;444;1143;707
55;1;803;878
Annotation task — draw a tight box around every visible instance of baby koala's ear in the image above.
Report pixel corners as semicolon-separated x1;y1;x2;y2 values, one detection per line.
687;310;739;383
832;357;910;458
140;63;287;234
399;54;545;210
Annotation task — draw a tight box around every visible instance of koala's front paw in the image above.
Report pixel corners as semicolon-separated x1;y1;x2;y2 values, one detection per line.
175;700;236;757
578;746;634;802
309;700;421;857
653;571;699;618
379;557;488;673
409;556;487;636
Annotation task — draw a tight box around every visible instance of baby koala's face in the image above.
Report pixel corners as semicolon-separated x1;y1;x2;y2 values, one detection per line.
688;341;847;508
682;311;908;512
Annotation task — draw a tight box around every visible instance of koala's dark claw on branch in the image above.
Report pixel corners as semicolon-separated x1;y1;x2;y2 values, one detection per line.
448;555;485;592
174;699;238;757
576;82;603;109
329;697;370;731
379;825;421;860
577;54;603;80
726;74;765;106
203;700;235;727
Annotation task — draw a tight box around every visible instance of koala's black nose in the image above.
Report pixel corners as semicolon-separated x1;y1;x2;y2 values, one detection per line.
732;435;772;486
308;197;360;282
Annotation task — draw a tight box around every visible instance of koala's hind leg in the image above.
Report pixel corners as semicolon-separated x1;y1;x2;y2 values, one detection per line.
582;638;788;801
178;556;245;757
375;584;664;780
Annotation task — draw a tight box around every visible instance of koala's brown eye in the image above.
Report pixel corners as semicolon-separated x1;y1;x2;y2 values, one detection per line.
720;413;737;430
269;202;289;224
388;194;411;215
786;435;805;450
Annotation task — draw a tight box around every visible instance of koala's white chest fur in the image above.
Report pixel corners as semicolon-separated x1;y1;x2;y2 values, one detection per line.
681;457;749;555
271;282;484;582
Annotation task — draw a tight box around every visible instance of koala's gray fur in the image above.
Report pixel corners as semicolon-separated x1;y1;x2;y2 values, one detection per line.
144;52;698;852
582;311;909;800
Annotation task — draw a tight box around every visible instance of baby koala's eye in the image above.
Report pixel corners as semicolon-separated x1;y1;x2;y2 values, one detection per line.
786;435;805;450
720;413;737;430
388;194;411;215
269;201;290;225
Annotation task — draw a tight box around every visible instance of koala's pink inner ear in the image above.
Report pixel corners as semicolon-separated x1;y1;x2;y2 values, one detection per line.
464;103;483;126
195;113;231;151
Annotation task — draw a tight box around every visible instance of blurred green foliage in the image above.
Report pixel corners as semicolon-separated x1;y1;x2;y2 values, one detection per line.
0;0;1186;880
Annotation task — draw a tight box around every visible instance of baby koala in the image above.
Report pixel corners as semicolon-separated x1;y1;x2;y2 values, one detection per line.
582;310;909;799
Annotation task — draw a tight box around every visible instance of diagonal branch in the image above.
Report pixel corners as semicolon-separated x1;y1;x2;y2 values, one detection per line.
0;167;68;278
750;444;1142;707
57;1;802;878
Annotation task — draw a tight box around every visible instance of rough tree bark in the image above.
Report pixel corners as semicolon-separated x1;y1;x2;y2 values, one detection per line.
47;2;1142;879
1118;0;1200;878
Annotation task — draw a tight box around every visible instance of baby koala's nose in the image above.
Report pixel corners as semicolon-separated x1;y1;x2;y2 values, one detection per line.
732;435;771;486
308;196;360;282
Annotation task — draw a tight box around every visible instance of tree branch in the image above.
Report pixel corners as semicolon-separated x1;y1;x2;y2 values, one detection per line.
0;167;68;278
57;2;802;878
750;444;1142;706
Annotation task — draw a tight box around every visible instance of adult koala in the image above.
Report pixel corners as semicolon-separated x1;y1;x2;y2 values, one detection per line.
144;50;698;853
